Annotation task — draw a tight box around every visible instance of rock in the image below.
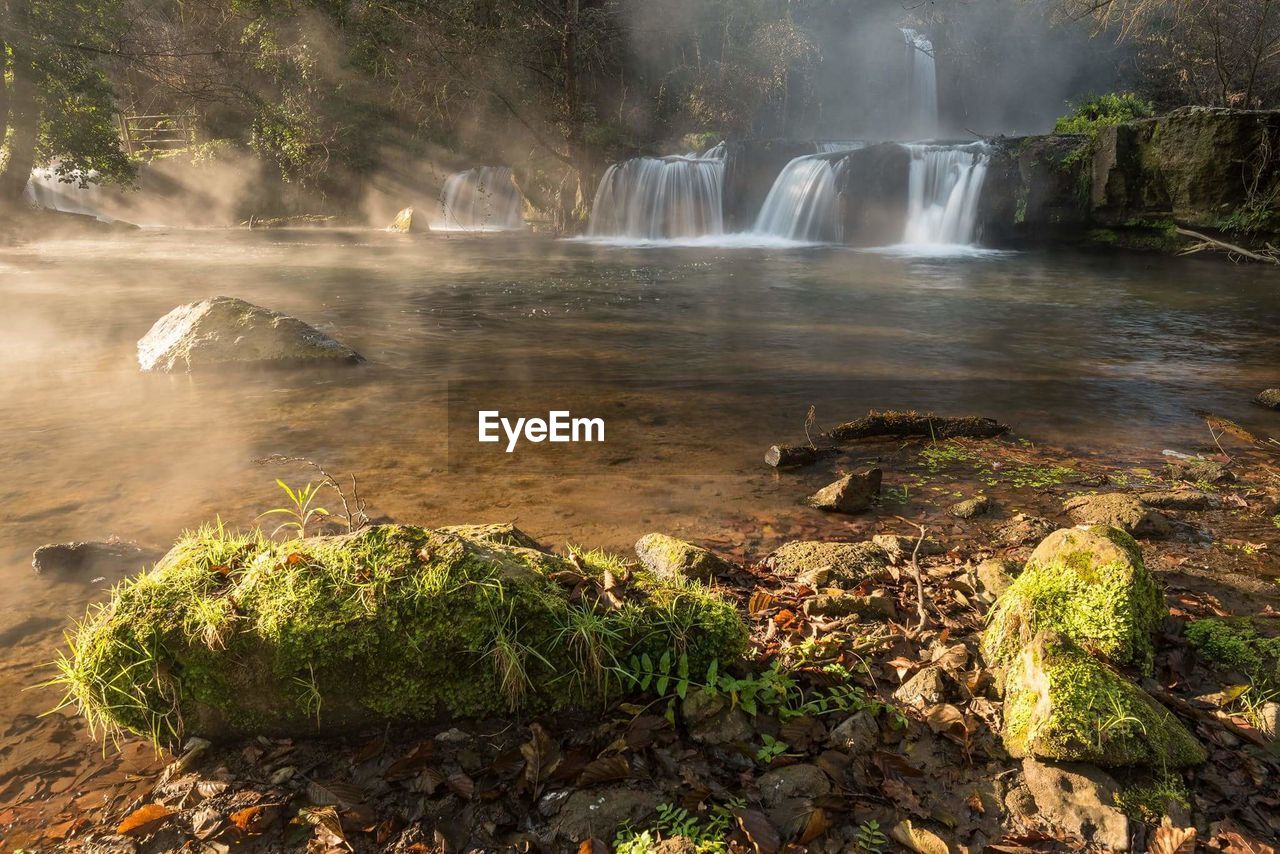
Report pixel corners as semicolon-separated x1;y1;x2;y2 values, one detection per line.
806;469;882;514
949;495;990;519
32;538;161;577
1167;457;1233;484
438;523;546;550
871;533;945;564
652;839;700;854
995;514;1058;546
1258;702;1280;740
554;786;662;841
62;524;748;739
802;593;896;620
827;711;879;754
1256;388;1280;410
1004;783;1038;820
893;666;947;709
983;526;1164;671
682;688;753;746
757;763;831;806
765;541;887;586
137;296;362;372
387;206;417;233
975;558;1018;599
1020;758;1130;851
634;533;733;582
1002;632;1206;768
1137;490;1211;511
1063;494;1170;537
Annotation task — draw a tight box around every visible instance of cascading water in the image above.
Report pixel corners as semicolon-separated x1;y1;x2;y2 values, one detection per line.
901;143;990;246
902;28;939;140
753;144;863;243
434;166;524;231
586;146;726;240
23;167;111;220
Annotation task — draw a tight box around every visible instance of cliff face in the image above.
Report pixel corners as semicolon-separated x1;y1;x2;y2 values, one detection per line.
982;107;1280;249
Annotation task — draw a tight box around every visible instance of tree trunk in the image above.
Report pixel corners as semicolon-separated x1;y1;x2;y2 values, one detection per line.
0;45;38;204
0;37;10;149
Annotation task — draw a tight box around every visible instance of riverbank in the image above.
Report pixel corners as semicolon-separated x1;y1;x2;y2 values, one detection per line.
4;417;1279;852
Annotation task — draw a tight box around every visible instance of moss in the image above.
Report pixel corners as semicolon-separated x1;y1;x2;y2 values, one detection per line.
983;526;1164;673
1003;633;1206;768
1114;773;1191;824
1184;617;1280;688
53;524;749;743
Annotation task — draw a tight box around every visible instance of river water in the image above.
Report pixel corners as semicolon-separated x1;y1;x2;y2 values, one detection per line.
0;228;1277;827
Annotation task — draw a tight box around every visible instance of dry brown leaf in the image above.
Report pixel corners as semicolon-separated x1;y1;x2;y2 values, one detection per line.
1149;826;1196;854
749;589;778;617
117;803;176;837
1219;830;1277;854
576;755;630;787
520;723;562;793
578;839;610;854
230;804;279;835
796;806;832;845
891;819;951;854
734;808;781;854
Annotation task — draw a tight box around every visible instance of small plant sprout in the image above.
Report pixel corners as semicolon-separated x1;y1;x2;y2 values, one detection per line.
259;479;330;539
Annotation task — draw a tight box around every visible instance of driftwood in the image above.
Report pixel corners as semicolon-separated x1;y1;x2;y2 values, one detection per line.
765;444;838;468
1176;227;1280;265
827;410;1009;442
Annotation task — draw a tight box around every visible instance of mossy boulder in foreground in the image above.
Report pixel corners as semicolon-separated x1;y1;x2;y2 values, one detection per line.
58;524;748;742
1002;632;1206;768
982;526;1164;672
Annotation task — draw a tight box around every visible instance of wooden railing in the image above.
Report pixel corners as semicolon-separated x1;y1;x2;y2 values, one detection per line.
118;114;196;155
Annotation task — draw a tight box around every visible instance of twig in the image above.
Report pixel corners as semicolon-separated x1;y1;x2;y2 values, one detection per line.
894;516;930;633
254;455;370;532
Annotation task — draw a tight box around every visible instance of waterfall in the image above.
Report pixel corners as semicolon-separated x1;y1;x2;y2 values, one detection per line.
23;167;112;220
902;28;939;140
750;144;858;243
901;143;990;246
434;166;524;231
586;148;726;240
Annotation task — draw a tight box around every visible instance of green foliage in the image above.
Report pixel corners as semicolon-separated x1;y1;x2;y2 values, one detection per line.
1114;773;1190;824
1054;93;1155;138
1185;617;1280;688
258;479;330;538
614;798;744;854
852;820;889;854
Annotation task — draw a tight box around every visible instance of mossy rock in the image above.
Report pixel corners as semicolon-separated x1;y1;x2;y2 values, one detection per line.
1003;632;1206;768
634;533;733;582
983;526;1164;673
764;541;887;586
1184;616;1280;688
56;524;748;742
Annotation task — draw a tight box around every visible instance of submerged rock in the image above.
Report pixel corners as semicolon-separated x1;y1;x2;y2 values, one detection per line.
1063;493;1170;537
137;296;363;372
806;469;881;514
1020;758;1130;851
32;538;161;578
60;524;747;740
949;495;990;519
1166;456;1233;484
634;533;733;582
1002;632;1206;768
982;526;1164;671
1256;388;1280;410
765;541;887;586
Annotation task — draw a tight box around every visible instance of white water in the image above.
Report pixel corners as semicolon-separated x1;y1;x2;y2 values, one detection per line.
586;147;726;240
753;156;842;243
902;28;939;140
901;143;991;247
434;166;524;231
23;168;113;221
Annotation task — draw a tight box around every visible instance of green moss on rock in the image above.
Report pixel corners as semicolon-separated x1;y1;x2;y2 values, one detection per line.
55;524;748;743
983;526;1164;672
1184;616;1280;688
1003;632;1206;768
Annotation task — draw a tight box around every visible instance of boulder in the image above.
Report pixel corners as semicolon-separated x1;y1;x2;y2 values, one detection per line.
60;524;748;740
137;297;362;372
806;469;882;514
32;538;161;578
949;495;990;520
827;711;880;754
1002;632;1206;768
982;526;1164;671
634;533;733;582
893;666;947;709
1256;388;1280;410
765;541;887;586
1020;758;1130;851
387;206;417;233
1063;494;1170;537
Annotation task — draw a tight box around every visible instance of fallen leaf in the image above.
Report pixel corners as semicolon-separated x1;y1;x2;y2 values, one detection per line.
734;808;781;854
520;723;562;794
891;819;951;854
117;803;176;837
1219;830;1277;854
576;755;630;787
1149;826;1196;854
579;840;610;854
231;804;279;835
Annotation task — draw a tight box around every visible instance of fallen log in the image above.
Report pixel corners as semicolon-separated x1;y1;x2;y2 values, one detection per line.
1176;227;1280;265
765;444;838;468
827;410;1009;442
